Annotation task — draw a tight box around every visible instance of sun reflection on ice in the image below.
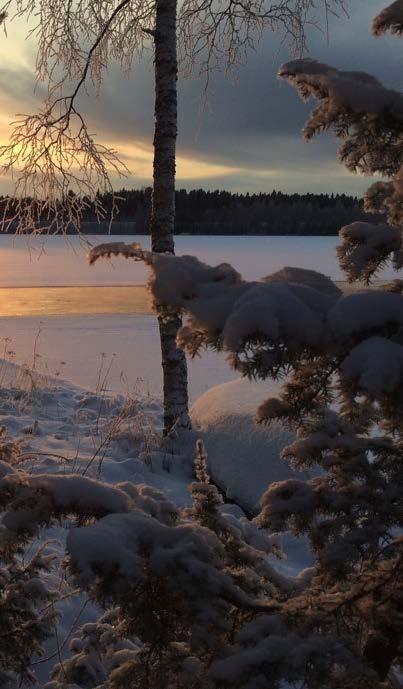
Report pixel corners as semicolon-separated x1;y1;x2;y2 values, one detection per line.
0;285;152;317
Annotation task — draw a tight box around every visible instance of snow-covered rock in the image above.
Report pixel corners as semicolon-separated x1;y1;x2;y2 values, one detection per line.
191;379;301;515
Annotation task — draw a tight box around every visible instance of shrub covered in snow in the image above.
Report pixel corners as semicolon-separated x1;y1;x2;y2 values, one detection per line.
90;239;403;683
0;546;57;688
47;608;142;689
267;24;403;680
0;422;180;688
46;442;369;689
0;436;59;687
279;4;403;282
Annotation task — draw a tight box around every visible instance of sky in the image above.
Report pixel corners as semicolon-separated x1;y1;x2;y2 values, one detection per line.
0;1;401;196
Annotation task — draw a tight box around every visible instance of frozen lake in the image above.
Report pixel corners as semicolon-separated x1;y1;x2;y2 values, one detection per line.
0;233;366;289
0;234;394;400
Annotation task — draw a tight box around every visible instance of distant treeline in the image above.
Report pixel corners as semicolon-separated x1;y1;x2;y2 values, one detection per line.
93;188;378;235
2;188;380;235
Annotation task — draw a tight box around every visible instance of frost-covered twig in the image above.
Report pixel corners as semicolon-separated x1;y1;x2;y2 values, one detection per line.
88;241;146;264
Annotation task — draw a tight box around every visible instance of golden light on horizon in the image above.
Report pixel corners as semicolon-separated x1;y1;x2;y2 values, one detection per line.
0;112;246;195
106;140;244;182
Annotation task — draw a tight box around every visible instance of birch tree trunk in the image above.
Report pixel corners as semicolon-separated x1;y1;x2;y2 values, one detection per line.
151;0;191;435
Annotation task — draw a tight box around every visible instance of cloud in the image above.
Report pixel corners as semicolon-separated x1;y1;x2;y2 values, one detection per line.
0;0;400;193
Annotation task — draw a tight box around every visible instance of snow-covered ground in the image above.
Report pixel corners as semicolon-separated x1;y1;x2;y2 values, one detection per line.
0;359;196;507
0;362;312;684
0;362;307;522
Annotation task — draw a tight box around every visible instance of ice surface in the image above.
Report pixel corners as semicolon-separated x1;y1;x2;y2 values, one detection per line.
0;234;398;289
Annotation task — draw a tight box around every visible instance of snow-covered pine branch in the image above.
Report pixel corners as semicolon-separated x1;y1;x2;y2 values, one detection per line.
0;436;182;687
58;441;369;689
337;221;403;282
373;0;403;36
279;6;403;283
88;242;145;265
278;58;403;177
116;249;403;682
0;544;58;688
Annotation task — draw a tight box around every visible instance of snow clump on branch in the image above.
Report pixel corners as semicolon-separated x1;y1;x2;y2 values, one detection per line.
373;0;403;36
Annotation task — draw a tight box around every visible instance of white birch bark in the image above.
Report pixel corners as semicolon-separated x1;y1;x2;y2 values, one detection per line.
151;0;191;435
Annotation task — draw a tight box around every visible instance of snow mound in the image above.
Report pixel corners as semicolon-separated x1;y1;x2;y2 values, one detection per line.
191;379;299;515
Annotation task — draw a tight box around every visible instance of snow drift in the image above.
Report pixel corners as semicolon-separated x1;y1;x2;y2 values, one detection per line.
191;379;303;515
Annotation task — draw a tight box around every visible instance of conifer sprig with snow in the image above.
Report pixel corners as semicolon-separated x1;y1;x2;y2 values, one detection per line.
107;244;403;683
373;0;403;36
279;3;403;283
